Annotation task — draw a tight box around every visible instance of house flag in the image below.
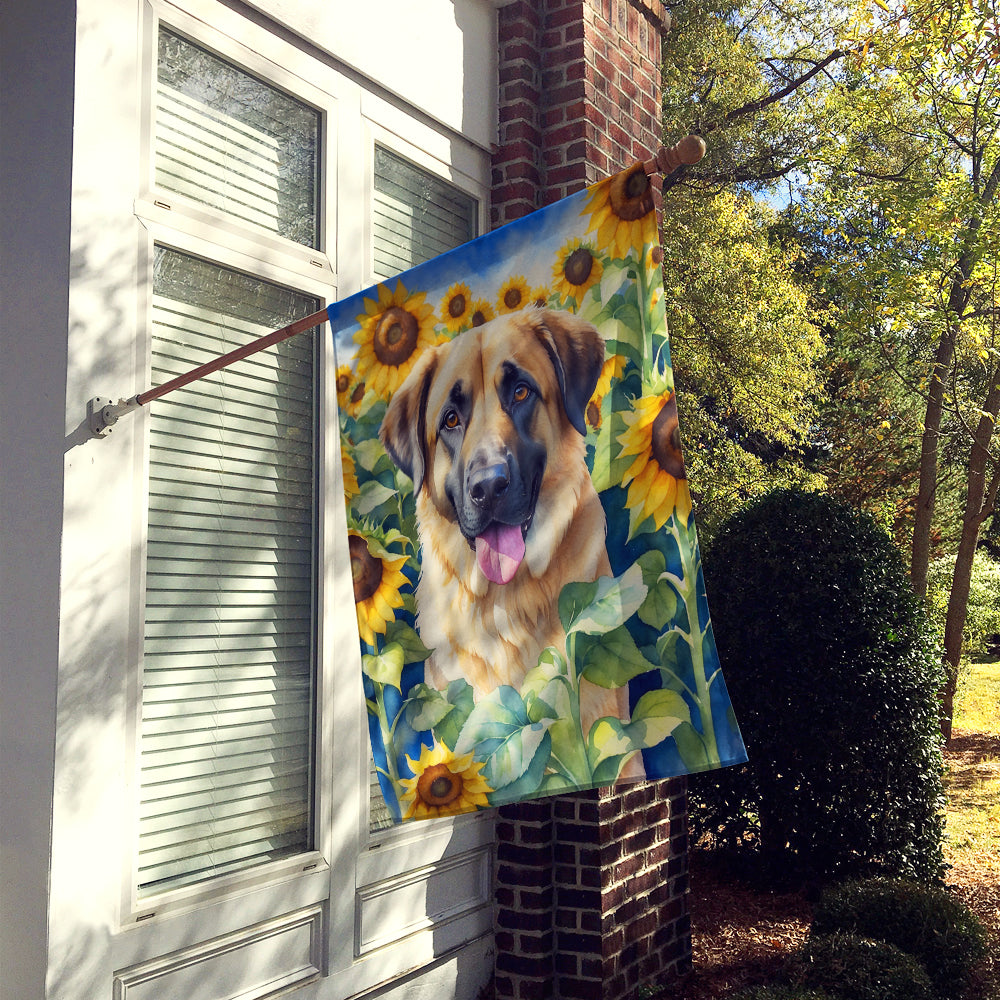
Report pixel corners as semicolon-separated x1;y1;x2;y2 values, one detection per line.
328;161;747;823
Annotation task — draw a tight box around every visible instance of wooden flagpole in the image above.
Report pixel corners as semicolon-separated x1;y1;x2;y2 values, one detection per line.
88;137;705;437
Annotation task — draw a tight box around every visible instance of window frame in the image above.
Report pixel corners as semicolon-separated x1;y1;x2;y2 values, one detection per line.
125;0;341;927
114;0;496;989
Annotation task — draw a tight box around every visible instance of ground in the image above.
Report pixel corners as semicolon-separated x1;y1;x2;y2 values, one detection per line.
675;678;1000;999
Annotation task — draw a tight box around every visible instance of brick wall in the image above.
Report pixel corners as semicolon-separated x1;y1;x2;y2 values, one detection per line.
490;4;692;998
492;0;668;227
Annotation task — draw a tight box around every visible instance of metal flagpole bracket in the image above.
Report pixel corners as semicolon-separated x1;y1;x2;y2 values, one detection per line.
88;395;140;438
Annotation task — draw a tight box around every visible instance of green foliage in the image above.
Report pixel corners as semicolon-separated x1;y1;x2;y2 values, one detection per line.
811;878;988;999
692;488;947;882
663;185;826;539
927;550;1000;658
791;934;934;1000
732;987;837;1000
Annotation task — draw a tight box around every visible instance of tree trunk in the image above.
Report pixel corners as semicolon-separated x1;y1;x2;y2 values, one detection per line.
941;378;1000;741
910;330;955;597
910;159;1000;597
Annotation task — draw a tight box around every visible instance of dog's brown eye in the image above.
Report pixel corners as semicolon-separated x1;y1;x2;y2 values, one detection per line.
443;410;460;429
512;384;530;403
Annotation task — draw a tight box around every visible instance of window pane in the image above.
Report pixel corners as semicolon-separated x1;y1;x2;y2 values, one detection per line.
156;28;320;248
139;247;319;895
372;146;477;281
367;150;477;831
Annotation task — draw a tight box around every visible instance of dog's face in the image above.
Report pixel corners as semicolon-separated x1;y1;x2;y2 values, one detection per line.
380;308;605;586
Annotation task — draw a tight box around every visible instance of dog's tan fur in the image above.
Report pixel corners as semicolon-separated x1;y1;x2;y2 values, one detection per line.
381;308;636;742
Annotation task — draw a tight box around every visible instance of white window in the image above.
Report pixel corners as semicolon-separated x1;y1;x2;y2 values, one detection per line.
135;21;326;904
367;145;478;832
112;2;494;994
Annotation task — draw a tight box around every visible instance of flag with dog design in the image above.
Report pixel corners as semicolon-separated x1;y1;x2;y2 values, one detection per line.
328;162;747;823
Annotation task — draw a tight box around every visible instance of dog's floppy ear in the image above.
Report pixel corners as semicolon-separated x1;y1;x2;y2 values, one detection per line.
379;348;438;494
534;309;605;436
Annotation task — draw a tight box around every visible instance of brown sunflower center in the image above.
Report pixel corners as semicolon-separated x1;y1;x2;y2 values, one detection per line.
650;396;686;480
374;307;420;366
336;372;352;394
349;534;383;604
417;763;463;806
610;164;655;222
350;381;366;405
472;309;488;327
448;293;467;319
504;286;523;309
587;399;601;429
564;247;595;287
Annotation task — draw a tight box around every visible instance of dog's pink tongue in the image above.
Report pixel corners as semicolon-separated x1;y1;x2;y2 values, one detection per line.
476;523;525;585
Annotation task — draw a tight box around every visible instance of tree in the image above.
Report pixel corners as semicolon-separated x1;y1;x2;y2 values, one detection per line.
658;1;848;535
805;0;1000;736
660;188;825;536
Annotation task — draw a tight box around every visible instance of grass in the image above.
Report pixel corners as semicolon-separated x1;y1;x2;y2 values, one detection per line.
942;659;1000;1000
945;660;1000;868
955;659;1000;733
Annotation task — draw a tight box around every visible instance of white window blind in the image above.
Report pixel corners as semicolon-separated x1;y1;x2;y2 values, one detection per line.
155;27;320;248
372;146;478;281
138;248;320;895
367;148;477;831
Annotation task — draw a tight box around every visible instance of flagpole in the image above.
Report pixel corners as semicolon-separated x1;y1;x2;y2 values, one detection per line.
87;307;329;437
88;136;705;438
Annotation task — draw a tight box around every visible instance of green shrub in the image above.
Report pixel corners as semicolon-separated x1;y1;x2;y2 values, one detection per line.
732;987;838;1000
691;488;947;882
811;878;988;999
927;551;1000;658
791;933;934;1000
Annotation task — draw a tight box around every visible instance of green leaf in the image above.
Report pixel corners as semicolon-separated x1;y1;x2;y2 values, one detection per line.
384;619;433;664
354;437;389;474
558;563;648;636
628;688;690;748
405;684;457;732
362;642;405;690
454;685;554;790
636;549;679;630
487;733;552;805
577;624;657;688
589;408;633;492
354;479;398;517
587;716;636;767
404;679;475;747
656;629;683;668
435;679;476;748
671;720;710;771
520;647;569;716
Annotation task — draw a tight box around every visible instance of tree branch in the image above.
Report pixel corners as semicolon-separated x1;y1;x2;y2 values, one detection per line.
705;49;848;133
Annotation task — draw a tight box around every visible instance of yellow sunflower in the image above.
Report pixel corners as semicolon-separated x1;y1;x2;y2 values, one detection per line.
399;740;492;820
552;239;603;304
587;354;629;430
335;364;354;411
583;160;657;260
529;285;551;308
617;392;692;531
354;280;436;398
470;299;495;327
347;379;369;419
497;275;531;314
348;529;410;647
341;442;360;500
440;282;474;333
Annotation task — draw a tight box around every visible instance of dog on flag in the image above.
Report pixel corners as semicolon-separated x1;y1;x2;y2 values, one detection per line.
380;307;638;748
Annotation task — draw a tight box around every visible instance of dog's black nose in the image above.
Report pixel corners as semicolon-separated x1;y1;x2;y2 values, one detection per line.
468;463;510;509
